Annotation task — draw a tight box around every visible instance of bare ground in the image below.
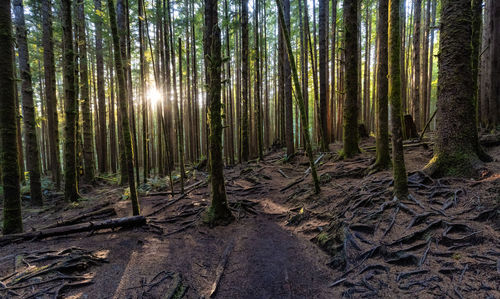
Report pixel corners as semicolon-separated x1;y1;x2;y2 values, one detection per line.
0;136;499;298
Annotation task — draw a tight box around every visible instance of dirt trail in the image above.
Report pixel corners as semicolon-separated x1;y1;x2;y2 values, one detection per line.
1;137;499;298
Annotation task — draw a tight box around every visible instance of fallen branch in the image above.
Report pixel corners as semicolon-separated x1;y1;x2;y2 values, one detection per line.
43;207;117;229
209;242;234;297
0;216;146;246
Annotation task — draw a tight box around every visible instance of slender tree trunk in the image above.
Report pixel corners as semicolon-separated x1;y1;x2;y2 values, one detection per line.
318;0;329;151
107;0;140;215
282;0;294;157
419;0;430;126
203;0;233;226
61;0;79;202
241;0;250;161
76;0;95;183
424;0;491;177
389;0;408;198
412;0;422;130
490;0;500;128
276;0;320;193
95;0;107;174
254;0;264;159
13;0;43;206
372;0;390;170
178;38;186;193
330;0;337;142
109;52;118;173
342;0;360;158
1;0;23;234
42;0;61;190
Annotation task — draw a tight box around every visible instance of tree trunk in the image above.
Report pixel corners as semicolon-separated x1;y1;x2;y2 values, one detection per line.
107;0;141;215
424;0;491;178
318;0;329;151
283;0;294;157
95;0;107;174
420;0;430;127
1;0;23;235
372;0;390;170
412;0;422;130
490;0;500;128
42;0;61;190
342;0;360;158
76;0;95;183
330;0;337;142
13;0;43;206
276;0;320;194
61;0;79;202
389;0;408;198
203;0;233;226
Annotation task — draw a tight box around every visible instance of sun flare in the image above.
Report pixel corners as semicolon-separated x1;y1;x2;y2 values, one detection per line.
147;87;162;107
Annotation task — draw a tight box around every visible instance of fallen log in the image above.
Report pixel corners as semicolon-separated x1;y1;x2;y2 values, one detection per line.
0;216;146;246
209;242;234;297
43;207;117;229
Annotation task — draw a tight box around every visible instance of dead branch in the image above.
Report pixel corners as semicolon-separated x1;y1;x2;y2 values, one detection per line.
209;242;234;297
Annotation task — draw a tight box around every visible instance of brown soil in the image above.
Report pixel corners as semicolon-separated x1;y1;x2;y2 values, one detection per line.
1;136;499;298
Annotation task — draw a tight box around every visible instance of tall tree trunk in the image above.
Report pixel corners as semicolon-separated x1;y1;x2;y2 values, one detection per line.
178;38;186;193
138;0;148;182
412;0;422;130
424;0;491;177
61;0;79;202
372;0;390;170
420;0;430;127
276;0;320;193
13;0;43;206
241;0;250;161
389;0;408;198
426;0;436;124
76;0;95;183
203;0;233;226
107;0;141;215
318;0;329;151
108;52;118;174
42;0;61;190
95;0;107;174
254;0;264;159
1;0;23;234
342;0;360;158
330;0;337;142
490;0;500;128
283;0;294;157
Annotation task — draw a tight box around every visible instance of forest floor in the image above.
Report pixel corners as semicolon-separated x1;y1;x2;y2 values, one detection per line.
0;136;499;299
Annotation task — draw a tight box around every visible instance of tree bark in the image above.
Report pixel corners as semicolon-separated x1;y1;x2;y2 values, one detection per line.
42;0;61;190
13;0;43;206
424;0;491;178
61;0;79;202
107;0;141;215
389;0;408;198
241;0;250;161
95;0;107;174
76;0;96;183
342;0;360;158
1;0;23;235
318;0;329;151
412;0;422;130
203;0;233;226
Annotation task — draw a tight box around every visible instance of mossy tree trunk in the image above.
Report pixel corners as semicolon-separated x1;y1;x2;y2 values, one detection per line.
276;0;320;194
203;0;233;226
372;0;391;171
424;0;492;178
412;0;422;130
1;0;23;235
341;0;360;158
107;0;141;215
13;0;43;206
42;0;61;190
388;0;408;198
76;0;95;183
61;0;79;202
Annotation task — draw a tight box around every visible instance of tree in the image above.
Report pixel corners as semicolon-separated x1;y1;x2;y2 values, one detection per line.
95;0;107;174
203;0;234;226
61;0;79;202
241;0;249;161
388;0;408;198
107;0;141;215
490;0;500;128
318;0;330;151
424;0;491;177
254;0;264;159
1;0;23;235
283;0;294;158
372;0;390;171
276;0;320;194
412;0;422;130
42;0;61;190
342;0;360;158
13;0;43;206
76;0;95;183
